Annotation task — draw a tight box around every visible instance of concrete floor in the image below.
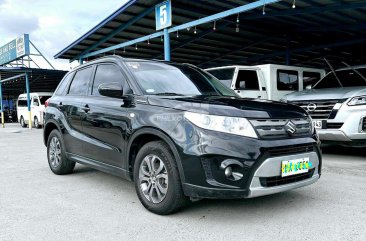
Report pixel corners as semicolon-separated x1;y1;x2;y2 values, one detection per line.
0;123;365;241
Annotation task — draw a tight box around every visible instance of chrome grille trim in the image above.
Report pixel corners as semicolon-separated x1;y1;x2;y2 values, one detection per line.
249;118;311;139
290;100;339;119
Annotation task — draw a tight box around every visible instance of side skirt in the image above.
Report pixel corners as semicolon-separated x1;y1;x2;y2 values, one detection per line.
67;152;132;181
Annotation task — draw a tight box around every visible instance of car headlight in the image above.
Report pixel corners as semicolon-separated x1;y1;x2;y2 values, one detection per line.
348;96;366;106
184;112;258;138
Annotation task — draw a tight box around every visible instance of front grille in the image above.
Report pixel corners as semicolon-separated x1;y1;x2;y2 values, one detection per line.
290;100;338;119
249;118;311;139
327;122;343;129
260;169;315;187
362;117;366;131
263;144;314;157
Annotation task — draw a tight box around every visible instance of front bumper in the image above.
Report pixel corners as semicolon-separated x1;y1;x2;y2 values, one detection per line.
172;122;321;199
318;104;366;144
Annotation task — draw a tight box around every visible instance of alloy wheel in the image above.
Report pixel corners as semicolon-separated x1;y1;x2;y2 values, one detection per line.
138;154;168;204
49;137;62;168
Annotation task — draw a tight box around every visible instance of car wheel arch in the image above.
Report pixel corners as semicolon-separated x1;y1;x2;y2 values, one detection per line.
127;127;186;183
44;120;61;146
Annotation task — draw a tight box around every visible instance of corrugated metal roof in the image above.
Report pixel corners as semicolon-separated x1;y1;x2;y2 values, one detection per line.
0;68;67;97
55;0;366;69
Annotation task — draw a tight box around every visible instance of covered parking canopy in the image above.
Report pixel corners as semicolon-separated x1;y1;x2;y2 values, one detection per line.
0;68;67;128
0;68;67;96
55;0;366;69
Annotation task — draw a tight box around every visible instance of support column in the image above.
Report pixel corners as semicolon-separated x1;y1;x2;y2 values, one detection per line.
164;28;171;61
79;58;84;65
25;73;32;130
0;82;4;128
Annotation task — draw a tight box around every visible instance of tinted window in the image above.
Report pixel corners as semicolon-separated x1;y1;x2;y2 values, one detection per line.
314;68;366;89
206;68;235;88
18;100;28;107
68;67;93;95
303;72;321;88
55;73;74;96
235;70;259;90
277;70;299;91
126;62;237;97
92;64;126;96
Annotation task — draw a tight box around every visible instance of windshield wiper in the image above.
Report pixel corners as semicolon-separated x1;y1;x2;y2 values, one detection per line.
154;92;186;96
342;61;366;84
322;58;343;88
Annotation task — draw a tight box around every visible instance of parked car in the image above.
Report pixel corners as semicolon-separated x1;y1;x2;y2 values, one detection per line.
206;64;325;101
281;65;366;146
17;92;53;128
43;56;321;215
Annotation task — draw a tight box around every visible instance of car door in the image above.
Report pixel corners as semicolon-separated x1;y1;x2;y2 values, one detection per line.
60;66;94;156
81;63;131;168
234;69;265;99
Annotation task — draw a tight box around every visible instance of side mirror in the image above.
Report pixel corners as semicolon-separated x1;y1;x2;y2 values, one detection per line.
98;82;123;98
305;85;312;90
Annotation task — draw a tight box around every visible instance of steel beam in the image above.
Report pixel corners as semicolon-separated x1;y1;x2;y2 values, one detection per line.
80;0;281;60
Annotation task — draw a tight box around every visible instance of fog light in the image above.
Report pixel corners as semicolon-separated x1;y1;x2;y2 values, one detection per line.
224;166;233;177
220;159;244;181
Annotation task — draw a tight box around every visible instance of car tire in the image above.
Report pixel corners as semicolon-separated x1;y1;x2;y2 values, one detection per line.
133;141;188;215
20;116;27;128
47;129;75;175
34;116;40;129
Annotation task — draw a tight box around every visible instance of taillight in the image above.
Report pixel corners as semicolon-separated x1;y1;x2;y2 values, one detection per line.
45;98;50;108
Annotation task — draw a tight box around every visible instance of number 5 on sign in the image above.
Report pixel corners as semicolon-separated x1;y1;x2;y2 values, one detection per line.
155;0;172;30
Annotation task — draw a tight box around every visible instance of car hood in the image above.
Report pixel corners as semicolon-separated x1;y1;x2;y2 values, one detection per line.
283;86;366;101
147;96;308;119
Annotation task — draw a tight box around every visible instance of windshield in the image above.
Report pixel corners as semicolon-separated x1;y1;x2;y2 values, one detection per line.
314;68;366;89
126;61;237;97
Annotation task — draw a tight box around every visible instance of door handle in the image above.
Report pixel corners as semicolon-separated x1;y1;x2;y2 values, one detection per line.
82;104;90;113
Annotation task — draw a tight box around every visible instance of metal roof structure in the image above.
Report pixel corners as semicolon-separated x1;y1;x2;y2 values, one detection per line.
0;67;67;96
55;0;366;69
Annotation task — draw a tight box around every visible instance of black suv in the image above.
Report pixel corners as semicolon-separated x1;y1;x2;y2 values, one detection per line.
44;56;321;215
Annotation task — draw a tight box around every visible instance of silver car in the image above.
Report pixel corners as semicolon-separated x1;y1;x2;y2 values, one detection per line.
281;65;366;146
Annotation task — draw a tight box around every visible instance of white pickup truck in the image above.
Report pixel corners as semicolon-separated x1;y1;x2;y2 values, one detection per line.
206;64;325;101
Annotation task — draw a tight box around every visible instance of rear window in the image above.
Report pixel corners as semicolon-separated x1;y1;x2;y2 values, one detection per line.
206;68;235;88
55;73;74;96
68;67;93;96
277;70;299;91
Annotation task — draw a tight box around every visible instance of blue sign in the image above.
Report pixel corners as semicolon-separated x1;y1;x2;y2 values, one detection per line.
0;34;30;66
155;0;172;31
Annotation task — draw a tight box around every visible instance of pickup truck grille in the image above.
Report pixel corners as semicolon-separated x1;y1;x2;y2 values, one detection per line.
249;118;311;139
290;100;338;119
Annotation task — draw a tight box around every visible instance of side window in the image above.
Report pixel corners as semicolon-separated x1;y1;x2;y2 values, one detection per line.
303;71;321;88
33;97;40;106
18;100;28;107
92;64;126;96
207;68;235;88
277;70;299;91
55;73;74;96
68;67;93;96
235;70;260;90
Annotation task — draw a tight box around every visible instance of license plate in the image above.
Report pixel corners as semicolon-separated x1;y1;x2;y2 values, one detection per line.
281;158;311;177
313;120;323;129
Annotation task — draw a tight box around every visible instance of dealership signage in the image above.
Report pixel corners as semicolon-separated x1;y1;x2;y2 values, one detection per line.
0;34;30;66
155;0;172;30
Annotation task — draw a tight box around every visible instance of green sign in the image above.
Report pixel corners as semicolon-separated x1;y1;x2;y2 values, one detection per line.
0;34;30;66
